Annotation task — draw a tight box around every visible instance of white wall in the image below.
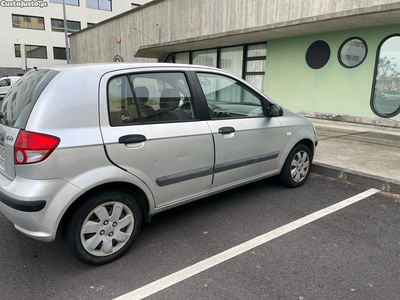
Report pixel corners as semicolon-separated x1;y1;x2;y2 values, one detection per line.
0;0;151;69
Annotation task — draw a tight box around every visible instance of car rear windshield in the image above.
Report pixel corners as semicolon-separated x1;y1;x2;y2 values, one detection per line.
0;69;59;129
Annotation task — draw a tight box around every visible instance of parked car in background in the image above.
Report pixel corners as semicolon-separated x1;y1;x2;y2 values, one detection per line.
381;89;400;102
0;64;317;265
0;76;21;100
376;89;400;114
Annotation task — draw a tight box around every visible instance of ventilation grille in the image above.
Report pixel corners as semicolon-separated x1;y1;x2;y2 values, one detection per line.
306;41;330;69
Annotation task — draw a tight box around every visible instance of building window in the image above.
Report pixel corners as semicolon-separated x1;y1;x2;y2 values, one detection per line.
14;44;21;58
51;19;81;33
175;52;190;64
193;49;217;67
168;42;267;92
339;37;367;68
53;47;69;60
220;46;243;78
131;3;140;9
371;35;400;118
12;14;45;30
50;0;79;6
87;22;96;27
244;44;266;92
87;0;112;11
25;45;47;59
15;44;47;59
306;40;330;69
247;44;267;57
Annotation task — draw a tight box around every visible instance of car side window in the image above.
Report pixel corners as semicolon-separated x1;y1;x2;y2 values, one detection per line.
129;72;195;123
108;76;139;125
0;79;11;87
107;72;196;126
196;73;264;119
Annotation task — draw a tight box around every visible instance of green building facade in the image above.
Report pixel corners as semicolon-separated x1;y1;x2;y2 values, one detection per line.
265;25;400;121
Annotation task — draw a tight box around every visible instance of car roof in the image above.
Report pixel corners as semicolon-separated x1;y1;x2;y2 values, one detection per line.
38;63;236;83
42;62;221;73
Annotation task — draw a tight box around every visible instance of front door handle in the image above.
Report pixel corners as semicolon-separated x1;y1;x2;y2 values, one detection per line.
218;127;235;134
119;134;147;144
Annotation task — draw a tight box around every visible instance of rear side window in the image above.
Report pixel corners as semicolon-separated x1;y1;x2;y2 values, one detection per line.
107;72;196;126
108;76;139;125
0;69;59;129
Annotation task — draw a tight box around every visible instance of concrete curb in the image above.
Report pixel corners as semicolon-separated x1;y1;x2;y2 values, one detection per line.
311;162;400;195
297;110;400;129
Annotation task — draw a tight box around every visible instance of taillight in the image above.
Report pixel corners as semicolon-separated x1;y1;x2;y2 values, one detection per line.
14;131;60;165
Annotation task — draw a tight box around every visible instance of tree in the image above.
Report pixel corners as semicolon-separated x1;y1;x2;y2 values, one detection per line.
376;56;400;91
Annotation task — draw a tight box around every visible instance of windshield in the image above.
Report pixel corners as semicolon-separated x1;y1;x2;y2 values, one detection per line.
0;69;59;129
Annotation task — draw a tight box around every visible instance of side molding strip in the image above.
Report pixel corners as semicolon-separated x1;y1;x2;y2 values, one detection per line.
214;151;280;174
156;166;214;187
156;151;280;187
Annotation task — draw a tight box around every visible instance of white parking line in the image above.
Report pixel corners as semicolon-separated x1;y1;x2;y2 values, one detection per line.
114;188;380;300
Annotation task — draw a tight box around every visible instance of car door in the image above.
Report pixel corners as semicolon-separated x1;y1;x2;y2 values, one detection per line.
193;71;283;190
99;68;214;208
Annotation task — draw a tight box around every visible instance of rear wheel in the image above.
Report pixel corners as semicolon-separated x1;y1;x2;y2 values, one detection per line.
63;191;142;265
279;144;311;188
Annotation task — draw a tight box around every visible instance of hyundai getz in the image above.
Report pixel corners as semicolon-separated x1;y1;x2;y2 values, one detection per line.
0;64;317;265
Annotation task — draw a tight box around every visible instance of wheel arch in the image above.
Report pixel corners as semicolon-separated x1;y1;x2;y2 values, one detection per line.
58;181;151;238
295;138;315;161
279;136;316;172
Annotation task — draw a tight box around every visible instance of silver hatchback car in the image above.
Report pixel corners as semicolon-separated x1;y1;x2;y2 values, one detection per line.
0;63;317;265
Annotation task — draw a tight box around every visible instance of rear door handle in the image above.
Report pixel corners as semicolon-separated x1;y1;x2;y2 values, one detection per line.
218;127;235;134
119;134;147;144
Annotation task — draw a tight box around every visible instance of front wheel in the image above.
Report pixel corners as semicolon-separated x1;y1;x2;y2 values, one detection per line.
63;191;142;265
279;144;311;188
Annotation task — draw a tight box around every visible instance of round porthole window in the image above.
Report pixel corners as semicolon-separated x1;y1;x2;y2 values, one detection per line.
306;40;331;69
338;37;367;68
371;34;400;118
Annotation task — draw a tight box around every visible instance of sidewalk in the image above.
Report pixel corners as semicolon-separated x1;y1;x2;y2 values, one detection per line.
309;119;400;194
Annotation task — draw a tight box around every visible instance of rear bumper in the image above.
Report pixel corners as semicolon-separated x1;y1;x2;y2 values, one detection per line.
0;175;82;242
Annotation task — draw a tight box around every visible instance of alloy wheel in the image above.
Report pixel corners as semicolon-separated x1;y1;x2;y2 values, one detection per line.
290;150;310;183
80;201;134;257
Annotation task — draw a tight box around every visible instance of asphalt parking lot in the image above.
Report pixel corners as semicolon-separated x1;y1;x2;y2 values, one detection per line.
1;174;400;300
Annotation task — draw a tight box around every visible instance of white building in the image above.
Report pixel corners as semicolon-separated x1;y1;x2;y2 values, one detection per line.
0;0;151;76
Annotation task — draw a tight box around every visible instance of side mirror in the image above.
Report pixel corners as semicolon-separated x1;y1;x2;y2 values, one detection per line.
267;104;283;117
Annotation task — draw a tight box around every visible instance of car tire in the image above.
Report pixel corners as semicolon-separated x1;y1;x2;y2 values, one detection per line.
63;190;142;265
278;143;312;188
